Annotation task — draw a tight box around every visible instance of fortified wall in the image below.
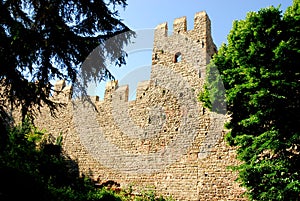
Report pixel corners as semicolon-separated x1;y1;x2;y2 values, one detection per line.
32;11;245;200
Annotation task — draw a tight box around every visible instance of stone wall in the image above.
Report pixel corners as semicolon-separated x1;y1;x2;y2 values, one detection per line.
31;11;246;201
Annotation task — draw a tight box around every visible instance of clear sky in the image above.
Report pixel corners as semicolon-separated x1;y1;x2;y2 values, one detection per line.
89;0;293;99
119;0;292;47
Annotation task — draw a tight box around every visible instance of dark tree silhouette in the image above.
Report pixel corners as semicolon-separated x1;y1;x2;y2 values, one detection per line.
0;0;133;124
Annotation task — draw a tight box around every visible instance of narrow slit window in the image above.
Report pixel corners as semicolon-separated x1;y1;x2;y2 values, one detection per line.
174;52;182;63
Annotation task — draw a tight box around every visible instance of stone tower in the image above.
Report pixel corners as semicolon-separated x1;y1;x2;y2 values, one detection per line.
153;11;216;72
32;11;245;201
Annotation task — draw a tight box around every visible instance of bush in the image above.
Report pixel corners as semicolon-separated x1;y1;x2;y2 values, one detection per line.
0;119;173;201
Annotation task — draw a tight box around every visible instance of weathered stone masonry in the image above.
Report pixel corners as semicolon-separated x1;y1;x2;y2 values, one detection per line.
32;11;246;200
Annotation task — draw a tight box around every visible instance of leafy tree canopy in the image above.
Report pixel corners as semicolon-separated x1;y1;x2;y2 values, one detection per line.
0;0;133;121
201;0;300;200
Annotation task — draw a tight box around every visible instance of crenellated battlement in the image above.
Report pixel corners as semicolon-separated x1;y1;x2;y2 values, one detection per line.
102;80;151;103
154;11;211;39
22;11;246;201
51;78;150;105
153;11;216;63
51;11;217;105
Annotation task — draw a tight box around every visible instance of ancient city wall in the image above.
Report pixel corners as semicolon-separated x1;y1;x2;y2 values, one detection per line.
31;11;246;201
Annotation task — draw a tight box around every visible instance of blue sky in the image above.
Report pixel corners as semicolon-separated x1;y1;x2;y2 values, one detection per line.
89;0;293;99
119;0;292;47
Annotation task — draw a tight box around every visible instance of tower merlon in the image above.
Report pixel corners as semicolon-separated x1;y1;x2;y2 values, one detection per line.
194;11;217;59
114;84;129;102
104;80;119;101
154;22;168;37
194;11;207;19
194;11;209;29
105;80;118;90
173;16;187;34
136;80;150;99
